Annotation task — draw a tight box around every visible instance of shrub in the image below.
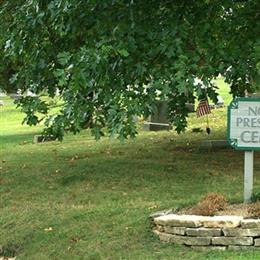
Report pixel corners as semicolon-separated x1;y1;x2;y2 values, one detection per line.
191;192;228;216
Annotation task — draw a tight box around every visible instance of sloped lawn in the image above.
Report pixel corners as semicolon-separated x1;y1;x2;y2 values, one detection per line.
1;95;260;259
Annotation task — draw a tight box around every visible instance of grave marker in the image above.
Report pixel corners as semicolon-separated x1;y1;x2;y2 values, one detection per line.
143;101;195;131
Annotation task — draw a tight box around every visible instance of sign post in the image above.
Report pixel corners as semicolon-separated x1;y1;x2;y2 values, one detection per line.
244;151;254;203
227;98;260;203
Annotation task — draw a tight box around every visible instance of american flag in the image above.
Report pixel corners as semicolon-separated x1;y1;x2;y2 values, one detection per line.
196;99;211;117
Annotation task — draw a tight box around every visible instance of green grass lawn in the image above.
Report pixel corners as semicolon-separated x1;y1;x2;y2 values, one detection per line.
1;83;260;259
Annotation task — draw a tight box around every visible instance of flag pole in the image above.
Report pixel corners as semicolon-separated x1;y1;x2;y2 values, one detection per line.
206;105;211;135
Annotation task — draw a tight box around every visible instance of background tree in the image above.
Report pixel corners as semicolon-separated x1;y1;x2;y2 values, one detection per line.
0;0;259;140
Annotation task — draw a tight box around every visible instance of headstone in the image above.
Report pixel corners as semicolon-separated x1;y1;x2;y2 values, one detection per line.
26;90;37;97
144;101;171;131
186;103;195;112
0;91;6;97
216;95;225;108
209;95;225;109
143;101;195;131
199;140;229;150
192;127;203;133
33;135;56;144
55;88;60;96
249;91;260;98
9;93;22;100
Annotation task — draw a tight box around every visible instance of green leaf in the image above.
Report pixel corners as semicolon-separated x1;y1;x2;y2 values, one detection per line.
57;52;71;66
118;49;129;57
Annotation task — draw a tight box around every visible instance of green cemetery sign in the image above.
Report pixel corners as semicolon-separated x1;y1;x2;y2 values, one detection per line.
227;97;260;151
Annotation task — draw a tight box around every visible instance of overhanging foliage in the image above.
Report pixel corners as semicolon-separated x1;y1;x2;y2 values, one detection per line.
0;0;259;140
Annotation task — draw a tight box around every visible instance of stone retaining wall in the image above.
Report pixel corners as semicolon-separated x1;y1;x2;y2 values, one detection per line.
151;212;260;250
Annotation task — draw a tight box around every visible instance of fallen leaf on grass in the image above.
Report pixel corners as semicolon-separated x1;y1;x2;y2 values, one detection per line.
70;236;81;243
209;171;220;176
19;141;26;145
148;204;159;209
69;155;79;162
44;227;53;232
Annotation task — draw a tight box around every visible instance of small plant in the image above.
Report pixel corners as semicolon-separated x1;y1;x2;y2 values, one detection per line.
248;202;260;218
251;191;260;203
191;192;228;216
1;241;22;258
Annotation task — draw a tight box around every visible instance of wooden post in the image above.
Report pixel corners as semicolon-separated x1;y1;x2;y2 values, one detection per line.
244;151;254;203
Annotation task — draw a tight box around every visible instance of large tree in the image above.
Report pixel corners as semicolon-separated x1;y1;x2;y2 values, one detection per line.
0;0;259;139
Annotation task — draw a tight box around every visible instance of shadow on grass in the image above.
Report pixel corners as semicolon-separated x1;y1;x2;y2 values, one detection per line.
61;175;87;185
0;132;40;147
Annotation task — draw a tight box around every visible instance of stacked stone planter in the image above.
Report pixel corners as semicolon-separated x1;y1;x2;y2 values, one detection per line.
151;213;260;250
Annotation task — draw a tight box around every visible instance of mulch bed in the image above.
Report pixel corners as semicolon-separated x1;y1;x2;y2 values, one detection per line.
179;203;260;219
